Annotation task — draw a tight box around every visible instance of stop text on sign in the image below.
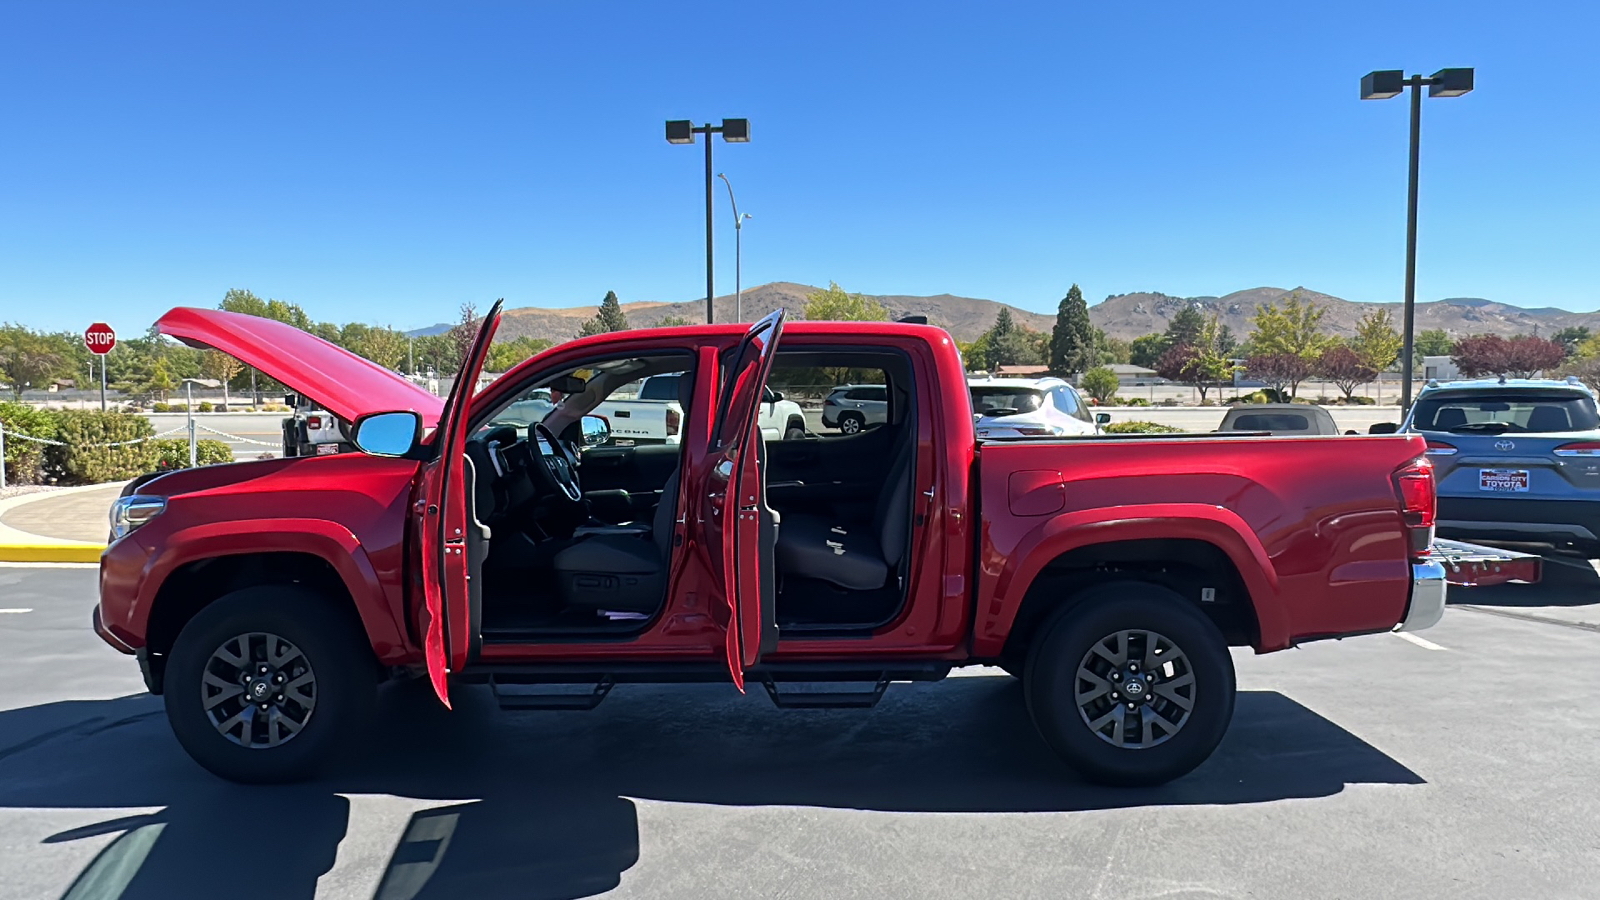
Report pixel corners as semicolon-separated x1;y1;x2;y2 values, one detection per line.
85;323;117;355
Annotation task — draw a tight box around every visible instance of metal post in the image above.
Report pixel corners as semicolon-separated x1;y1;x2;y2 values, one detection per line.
0;424;7;490
1399;78;1424;413
704;124;715;324
100;353;107;412
734;218;742;322
186;381;196;468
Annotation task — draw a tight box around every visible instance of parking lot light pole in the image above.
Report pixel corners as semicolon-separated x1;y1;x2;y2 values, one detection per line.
1361;67;1475;412
717;172;752;322
666;118;750;323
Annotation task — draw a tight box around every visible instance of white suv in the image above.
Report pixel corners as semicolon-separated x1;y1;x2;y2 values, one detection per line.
970;377;1098;438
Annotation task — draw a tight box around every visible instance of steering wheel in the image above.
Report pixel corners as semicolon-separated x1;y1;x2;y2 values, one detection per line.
532;423;583;504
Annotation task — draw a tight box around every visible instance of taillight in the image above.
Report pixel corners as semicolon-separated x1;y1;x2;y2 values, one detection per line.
1425;440;1457;456
1554;441;1600;457
1393;457;1436;557
665;407;680;437
306;416;322;430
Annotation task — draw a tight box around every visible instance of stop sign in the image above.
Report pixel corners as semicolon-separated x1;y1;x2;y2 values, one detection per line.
84;323;116;355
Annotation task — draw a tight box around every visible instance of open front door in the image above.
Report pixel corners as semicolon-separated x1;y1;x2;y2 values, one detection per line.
418;300;503;707
703;310;785;690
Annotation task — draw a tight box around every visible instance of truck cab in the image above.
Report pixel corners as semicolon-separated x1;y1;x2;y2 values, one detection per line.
96;305;1504;788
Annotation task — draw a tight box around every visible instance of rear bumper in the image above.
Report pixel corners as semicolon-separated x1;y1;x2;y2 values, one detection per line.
1437;496;1600;547
1398;560;1448;633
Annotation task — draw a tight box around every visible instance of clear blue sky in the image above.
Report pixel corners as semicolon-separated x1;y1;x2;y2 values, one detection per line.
2;1;1597;334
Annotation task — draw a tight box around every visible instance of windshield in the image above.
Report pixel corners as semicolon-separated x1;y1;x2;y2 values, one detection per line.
971;387;1045;416
1411;392;1600;434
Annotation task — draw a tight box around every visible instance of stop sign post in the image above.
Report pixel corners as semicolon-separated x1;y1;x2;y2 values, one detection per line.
84;323;115;411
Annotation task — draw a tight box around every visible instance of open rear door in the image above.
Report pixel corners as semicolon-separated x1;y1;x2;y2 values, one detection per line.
703;310;785;690
418;300;503;707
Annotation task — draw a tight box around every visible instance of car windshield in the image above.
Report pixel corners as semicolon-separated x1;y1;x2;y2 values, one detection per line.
971;387;1044;415
1411;392;1600;434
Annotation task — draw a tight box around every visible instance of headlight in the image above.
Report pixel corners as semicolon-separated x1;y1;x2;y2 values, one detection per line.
110;496;166;540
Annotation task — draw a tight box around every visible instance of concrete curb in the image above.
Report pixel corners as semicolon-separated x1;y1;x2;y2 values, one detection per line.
0;482;123;563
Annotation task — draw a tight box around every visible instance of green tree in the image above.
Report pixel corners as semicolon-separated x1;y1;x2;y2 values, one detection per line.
801;282;889;321
1154;314;1236;403
1553;326;1590;358
654;315;692;328
1164;305;1205;347
147;358;176;401
579;291;630;337
1048;284;1095;376
200;350;242;408
1080;366;1120;404
342;324;408;370
1095;330;1131;366
1414;328;1455;358
487;336;553;372
1248;291;1329;363
0;326;68;398
1128;333;1168;369
1352;308;1404;373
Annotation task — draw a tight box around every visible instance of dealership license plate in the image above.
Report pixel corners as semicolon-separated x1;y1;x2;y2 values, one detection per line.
1479;469;1530;492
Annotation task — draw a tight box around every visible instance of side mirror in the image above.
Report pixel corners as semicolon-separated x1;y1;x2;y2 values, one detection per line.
579;414;611;447
1095;412;1112;425
351;411;422;457
1368;422;1399;435
769;390;785;403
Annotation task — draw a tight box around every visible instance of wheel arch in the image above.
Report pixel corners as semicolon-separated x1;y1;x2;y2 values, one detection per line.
137;520;411;688
978;506;1288;660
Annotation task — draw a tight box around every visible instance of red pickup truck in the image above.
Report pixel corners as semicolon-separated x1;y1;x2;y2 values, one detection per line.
97;304;1458;787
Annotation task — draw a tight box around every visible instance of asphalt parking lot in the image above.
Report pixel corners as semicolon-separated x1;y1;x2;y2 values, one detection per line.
1;562;1597;900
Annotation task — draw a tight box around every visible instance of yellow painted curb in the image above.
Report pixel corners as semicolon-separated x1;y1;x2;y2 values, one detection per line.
0;544;105;563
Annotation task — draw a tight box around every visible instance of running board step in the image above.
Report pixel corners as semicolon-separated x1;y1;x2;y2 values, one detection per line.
490;676;614;711
761;677;890;709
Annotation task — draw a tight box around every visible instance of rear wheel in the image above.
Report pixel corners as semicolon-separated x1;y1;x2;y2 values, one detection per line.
1023;582;1235;786
839;413;864;435
164;586;375;784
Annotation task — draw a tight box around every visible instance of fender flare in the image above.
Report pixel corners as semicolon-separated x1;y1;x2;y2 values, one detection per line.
978;503;1286;654
134;517;410;662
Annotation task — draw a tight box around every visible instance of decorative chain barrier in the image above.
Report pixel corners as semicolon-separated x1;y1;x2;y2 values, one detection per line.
0;425;187;448
194;424;282;447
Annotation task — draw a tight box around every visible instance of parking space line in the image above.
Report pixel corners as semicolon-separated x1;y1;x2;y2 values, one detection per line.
1392;631;1447;651
0;608;34;614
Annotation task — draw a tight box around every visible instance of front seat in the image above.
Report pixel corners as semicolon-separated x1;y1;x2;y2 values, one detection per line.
548;371;694;612
775;436;912;591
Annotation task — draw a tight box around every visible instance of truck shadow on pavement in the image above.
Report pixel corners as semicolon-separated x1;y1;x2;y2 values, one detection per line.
2;678;1422;900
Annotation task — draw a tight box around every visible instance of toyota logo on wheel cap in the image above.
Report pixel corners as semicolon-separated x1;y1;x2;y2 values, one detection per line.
1495;440;1515;451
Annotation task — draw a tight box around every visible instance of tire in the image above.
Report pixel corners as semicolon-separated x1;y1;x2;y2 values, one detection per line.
1022;582;1235;786
839;413;864;435
164;586;376;784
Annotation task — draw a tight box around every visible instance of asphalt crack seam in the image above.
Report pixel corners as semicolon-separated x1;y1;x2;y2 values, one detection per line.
1452;604;1600;634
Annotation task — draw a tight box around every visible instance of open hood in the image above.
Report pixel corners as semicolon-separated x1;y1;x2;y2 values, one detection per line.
156;307;445;426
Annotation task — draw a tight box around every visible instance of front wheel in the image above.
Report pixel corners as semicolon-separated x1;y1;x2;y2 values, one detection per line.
1023;583;1235;786
164;586;376;784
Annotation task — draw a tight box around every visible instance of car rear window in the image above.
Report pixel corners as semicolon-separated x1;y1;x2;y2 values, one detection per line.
638;374;680;401
1412;392;1600;434
971;387;1044;415
1229;413;1310;432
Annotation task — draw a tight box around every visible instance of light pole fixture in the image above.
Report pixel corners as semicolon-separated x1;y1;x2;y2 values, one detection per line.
665;118;751;324
716;172;753;322
1361;67;1474;412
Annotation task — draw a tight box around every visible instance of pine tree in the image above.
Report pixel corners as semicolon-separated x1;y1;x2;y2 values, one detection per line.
579;291;630;336
1048;284;1094;375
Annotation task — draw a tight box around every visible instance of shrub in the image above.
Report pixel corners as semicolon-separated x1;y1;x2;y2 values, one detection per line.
1104;420;1184;434
1080;367;1120;404
45;410;158;484
151;402;170;413
152;438;234;470
198;401;215;413
0;403;60;485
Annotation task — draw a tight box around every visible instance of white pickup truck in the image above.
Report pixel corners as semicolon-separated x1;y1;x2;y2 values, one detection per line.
595;373;809;444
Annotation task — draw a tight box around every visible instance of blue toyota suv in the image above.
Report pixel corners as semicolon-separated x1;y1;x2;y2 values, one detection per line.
1404;376;1600;557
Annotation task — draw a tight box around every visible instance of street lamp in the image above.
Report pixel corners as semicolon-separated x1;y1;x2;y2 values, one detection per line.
1361;67;1475;412
716;172;753;322
665;118;750;323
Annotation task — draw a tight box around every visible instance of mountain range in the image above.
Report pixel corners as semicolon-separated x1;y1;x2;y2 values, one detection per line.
406;282;1600;345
